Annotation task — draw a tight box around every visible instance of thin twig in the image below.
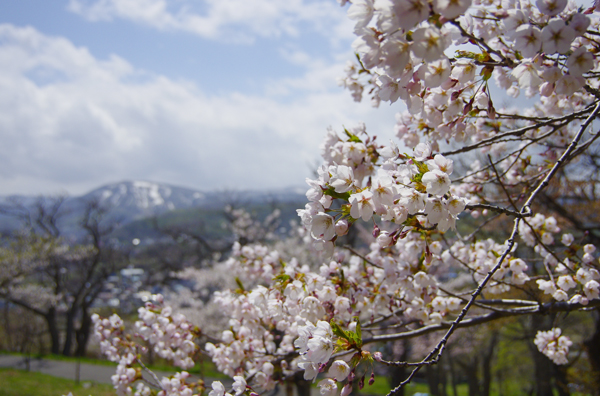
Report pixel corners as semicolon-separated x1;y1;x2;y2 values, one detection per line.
442;104;596;156
521;102;600;214
137;358;162;389
366;298;600;345
465;203;529;218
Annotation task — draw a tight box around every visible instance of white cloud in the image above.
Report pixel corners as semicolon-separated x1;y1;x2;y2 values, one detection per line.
0;24;397;196
67;0;353;43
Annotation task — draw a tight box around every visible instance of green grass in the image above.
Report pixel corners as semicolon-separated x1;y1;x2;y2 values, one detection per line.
0;368;115;396
366;378;472;396
362;377;434;395
141;359;228;379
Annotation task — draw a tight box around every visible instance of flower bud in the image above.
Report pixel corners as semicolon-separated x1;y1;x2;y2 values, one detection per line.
335;219;349;236
441;78;458;90
377;231;392;248
372;224;381;238
341;384;352;396
540;82;554;97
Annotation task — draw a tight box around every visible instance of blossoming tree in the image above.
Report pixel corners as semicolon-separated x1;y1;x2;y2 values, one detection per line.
88;1;600;395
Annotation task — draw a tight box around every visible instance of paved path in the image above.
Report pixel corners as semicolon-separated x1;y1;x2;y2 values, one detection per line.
0;354;229;387
0;354;119;384
0;355;323;396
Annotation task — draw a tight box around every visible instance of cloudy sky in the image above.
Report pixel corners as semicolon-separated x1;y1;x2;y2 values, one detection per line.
0;0;400;196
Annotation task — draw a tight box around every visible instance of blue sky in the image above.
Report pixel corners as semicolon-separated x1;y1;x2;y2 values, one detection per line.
0;0;399;196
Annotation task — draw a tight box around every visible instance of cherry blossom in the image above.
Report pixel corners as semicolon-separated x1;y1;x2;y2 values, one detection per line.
87;0;600;394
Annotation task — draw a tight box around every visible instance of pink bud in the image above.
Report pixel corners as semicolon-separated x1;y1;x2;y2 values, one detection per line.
372;224;381;238
451;90;462;101
441;78;458;90
348;371;355;382
540;82;554;97
335;219;349;236
487;100;496;120
463;100;473;115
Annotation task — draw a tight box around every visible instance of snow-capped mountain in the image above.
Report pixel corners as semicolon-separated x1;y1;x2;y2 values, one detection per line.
81;181;211;216
0;181;306;238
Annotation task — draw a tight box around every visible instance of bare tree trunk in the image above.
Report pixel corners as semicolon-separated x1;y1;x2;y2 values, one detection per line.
496;370;504;396
45;308;61;355
388;340;410;396
62;307;77;356
293;372;311;396
440;363;447;396
481;332;498;396
529;316;554;396
426;364;444;396
583;312;600;396
553;365;570;396
75;306;92;357
457;357;480;396
388;365;407;396
2;301;11;350
448;352;458;396
531;348;553;396
285;380;293;396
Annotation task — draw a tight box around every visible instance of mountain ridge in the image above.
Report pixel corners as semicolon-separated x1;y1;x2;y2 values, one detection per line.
0;180;307;239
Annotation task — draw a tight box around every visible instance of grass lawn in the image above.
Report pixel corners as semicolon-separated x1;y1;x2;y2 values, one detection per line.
0;353;474;396
314;375;469;396
0;368;116;396
0;366;456;396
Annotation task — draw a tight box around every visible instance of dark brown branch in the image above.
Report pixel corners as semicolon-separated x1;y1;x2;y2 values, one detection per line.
464;203;530;218
365;299;600;345
442;104;596;156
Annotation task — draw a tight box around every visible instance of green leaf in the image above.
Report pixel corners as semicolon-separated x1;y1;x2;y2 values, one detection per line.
354;317;362;347
273;274;290;284
411;173;423;184
350;352;362;368
347;331;359;346
323;186;351;201
330;320;350;341
477;51;491;63
480;65;494;81
235;277;245;292
344;128;363;143
413;159;429;175
455;50;478;60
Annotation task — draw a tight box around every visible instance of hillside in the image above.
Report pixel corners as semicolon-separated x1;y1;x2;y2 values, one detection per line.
0;181;306;242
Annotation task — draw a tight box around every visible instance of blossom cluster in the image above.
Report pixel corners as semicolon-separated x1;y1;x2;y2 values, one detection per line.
92;313;140;395
92;294;200;396
298;126;467;257
84;0;600;392
340;0;598;151
135;294;198;370
202;227;475;389
534;327;573;365
443;238;530;294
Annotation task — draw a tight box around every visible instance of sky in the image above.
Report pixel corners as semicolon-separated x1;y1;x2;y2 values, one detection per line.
0;0;400;196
